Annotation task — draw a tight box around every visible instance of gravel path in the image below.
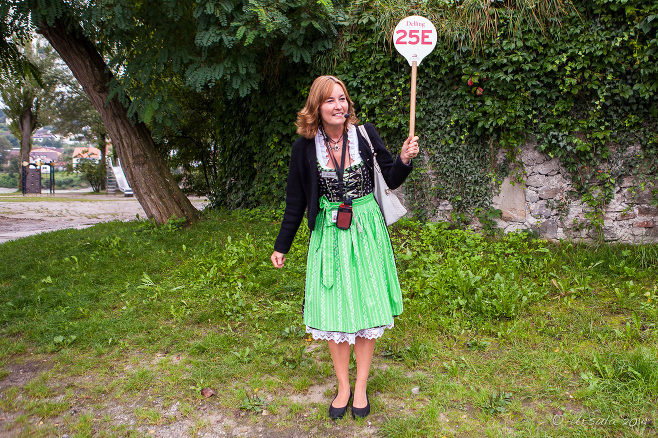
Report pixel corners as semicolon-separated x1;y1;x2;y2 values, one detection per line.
0;189;208;244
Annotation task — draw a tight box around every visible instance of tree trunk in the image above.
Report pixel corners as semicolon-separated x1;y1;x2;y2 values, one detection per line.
19;107;36;191
98;133;106;190
19;107;35;163
38;18;199;224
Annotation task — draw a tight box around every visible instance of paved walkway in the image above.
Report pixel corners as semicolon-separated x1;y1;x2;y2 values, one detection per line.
0;190;207;244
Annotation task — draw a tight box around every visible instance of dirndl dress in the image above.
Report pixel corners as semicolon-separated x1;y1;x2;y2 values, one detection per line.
304;155;403;345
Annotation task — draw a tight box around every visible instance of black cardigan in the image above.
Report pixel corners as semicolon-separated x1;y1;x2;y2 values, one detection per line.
273;123;413;254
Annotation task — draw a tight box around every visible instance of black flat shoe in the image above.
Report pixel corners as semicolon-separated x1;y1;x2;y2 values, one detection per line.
329;390;352;420
351;393;370;419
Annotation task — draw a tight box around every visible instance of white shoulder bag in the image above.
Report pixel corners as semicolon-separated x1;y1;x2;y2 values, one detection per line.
358;125;408;226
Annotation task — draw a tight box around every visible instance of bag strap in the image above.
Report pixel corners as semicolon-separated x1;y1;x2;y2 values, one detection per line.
358;125;374;154
359;124;392;194
358;125;381;173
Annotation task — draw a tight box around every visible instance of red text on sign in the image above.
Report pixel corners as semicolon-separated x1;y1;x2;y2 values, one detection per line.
395;29;435;45
421;30;432;44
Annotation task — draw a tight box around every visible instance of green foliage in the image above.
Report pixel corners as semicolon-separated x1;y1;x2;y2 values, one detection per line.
199;74;314;208
46;171;89;190
392;222;547;320
0;209;657;435
583;347;658;395
239;389;267;414
70;158;104;192
136;216;187;235
50;76;106;145
1;131;20;148
54;0;344;207
0;38;61;153
4;155;21;174
163;70;317;208
1;168;87;190
96;0;345;132
175;0;658;226
0;172;18;188
479;388;513;415
0;1;39;84
0;135;12;163
7;0;656;227
333;0;658;221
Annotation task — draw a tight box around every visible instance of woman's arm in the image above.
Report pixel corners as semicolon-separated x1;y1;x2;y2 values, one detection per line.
271;251;286;268
364;123;415;190
400;134;419;165
272;140;308;258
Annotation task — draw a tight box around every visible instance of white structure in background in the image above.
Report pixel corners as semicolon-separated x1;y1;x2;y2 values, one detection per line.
29;147;63;173
32;128;59;142
107;157;133;196
72;146;101;165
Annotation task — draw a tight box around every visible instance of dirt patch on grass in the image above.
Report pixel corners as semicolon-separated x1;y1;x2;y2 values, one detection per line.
288;383;333;404
0;351;384;437
0;357;52;393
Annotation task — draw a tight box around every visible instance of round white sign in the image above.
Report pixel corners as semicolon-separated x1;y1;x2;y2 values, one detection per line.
393;16;437;66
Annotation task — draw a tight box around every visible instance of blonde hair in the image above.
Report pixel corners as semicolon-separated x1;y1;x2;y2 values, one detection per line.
296;75;359;139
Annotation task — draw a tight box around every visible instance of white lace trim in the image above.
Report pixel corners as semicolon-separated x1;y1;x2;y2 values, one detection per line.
315;124;361;169
306;323;394;345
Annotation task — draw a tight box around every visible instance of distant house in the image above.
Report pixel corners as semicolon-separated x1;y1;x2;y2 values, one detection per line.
30;148;61;163
72;146;102;165
29;148;63;174
53;160;68;171
62;134;85;144
32;128;59;142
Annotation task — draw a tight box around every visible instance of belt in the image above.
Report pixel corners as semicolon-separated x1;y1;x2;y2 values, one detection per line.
315;194;373;289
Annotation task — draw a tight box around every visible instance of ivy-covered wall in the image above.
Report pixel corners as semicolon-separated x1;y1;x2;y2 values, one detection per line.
200;0;657;238
488;143;656;242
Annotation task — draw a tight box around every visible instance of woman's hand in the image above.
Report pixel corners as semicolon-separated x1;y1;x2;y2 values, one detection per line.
271;251;286;268
400;134;419;165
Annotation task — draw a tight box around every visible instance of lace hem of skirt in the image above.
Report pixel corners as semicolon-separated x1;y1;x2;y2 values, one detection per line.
306;323;394;345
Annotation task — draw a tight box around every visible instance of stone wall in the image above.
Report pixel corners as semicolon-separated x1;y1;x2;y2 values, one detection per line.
426;143;657;243
489;143;657;243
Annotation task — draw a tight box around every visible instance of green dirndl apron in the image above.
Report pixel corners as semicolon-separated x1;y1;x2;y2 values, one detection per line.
304;192;403;334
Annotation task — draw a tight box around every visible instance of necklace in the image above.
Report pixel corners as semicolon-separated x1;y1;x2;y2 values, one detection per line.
321;126;344;152
327;137;341;151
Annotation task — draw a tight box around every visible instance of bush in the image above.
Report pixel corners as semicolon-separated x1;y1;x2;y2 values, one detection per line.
46;172;90;190
70;159;105;192
0;171;91;190
0;173;18;189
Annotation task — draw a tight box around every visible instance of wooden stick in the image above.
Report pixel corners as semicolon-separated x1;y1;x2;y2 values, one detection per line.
409;61;417;137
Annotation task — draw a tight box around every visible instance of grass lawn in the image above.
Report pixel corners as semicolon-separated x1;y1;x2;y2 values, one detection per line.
0;209;656;437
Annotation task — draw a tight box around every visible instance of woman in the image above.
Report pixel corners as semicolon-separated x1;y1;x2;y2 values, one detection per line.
271;75;418;420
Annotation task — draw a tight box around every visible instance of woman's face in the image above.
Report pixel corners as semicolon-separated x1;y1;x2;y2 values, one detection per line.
319;83;349;130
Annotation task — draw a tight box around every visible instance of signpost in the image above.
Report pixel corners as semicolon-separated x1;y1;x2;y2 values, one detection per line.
393;16;437;137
